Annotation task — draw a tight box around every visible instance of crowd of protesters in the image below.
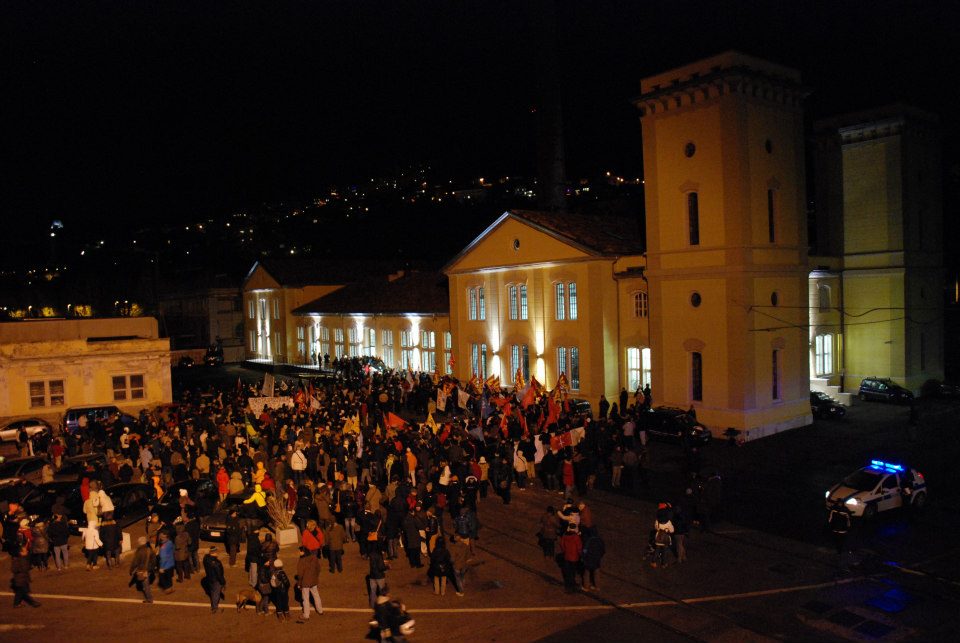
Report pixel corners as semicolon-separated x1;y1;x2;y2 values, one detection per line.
3;355;724;633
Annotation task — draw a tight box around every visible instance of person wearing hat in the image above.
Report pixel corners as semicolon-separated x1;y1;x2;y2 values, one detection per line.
202;546;226;613
269;558;291;620
129;536;156;603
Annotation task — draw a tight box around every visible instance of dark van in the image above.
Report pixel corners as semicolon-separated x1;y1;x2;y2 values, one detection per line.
62;405;135;434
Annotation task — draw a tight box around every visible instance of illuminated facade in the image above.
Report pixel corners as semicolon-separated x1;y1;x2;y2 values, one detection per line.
0;317;171;423
636;51;812;439
242;261;343;364
810;107;944;396
293;271;451;371
443;210;648;403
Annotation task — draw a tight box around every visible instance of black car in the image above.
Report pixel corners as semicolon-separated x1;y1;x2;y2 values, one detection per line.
22;481;154;533
54;453;109;483
0;456;48;485
177;356;195;368
200;493;272;541
858;377;914;404
21;481;83;523
153;478;219;523
204;345;224;366
810;391;847;419
636;406;712;446
0;477;38;510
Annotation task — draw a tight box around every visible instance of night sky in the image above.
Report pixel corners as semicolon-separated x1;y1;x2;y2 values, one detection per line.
3;1;958;243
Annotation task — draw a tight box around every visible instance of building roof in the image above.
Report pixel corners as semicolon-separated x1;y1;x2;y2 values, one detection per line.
443;209;644;273
293;271;449;316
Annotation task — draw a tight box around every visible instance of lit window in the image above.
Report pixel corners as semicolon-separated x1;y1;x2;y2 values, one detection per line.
568;283;578;320
248;299;255;319
634;291;649;318
297;326;306;356
557;346;567;379
348;327;361;357
468;288;478;320
569;347;579;390
366;328;376;357
511;345;520;380
319;326;330;359
509;285;518;320
814;334;833;376
522;344;530;381
273;299;280;320
444;332;453;375
478;287;486;320
382;330;394;367
818;285;831;312
555;283;566;320
334;328;345;359
519;285;528;320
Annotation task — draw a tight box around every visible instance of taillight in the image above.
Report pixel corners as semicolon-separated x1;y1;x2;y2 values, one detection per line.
917;472;925;482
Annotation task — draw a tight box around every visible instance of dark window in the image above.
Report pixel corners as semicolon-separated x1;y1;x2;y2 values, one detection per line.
691;352;703;402
772;350;780;400
771;292;778;307
688;192;700;246
767;189;776;243
684;142;696;158
690;292;702;308
521;345;530;381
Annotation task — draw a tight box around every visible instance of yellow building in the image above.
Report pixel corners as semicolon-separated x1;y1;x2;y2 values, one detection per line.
810;106;944;396
0;317;171;423
242;259;347;365
636;52;812;439
293;271;451;371
444;210;648;403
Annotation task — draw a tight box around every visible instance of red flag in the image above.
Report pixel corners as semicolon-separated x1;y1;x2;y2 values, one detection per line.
386;412;409;430
546;396;560;426
490;396;510;409
521;383;537;409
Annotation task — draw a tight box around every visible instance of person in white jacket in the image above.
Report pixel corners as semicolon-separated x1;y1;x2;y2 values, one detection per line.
83;523;104;570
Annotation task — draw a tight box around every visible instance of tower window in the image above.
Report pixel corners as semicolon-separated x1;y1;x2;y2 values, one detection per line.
767;189;776;243
688;192;700;246
684;142;696;158
691;352;703;402
772;350;781;400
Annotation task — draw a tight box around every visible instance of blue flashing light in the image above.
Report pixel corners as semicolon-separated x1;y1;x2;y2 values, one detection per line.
869;459;904;473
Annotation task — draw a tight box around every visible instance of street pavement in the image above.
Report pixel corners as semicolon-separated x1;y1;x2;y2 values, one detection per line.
3;371;960;641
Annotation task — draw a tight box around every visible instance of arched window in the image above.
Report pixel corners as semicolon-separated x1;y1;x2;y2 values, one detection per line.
633;291;649;318
818;285;831;312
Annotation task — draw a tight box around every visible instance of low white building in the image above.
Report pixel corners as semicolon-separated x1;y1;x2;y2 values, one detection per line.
0;317;171;424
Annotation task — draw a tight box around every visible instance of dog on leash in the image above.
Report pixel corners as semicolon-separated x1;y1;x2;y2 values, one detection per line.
236;588;261;612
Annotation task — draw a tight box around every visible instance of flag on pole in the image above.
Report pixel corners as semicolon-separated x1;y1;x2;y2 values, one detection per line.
425;412;439;434
457;388;471;409
514;368;525;392
385;412;408;430
436;388;448;412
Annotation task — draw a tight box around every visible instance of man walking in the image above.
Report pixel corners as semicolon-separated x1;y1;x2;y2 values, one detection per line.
295;546;323;621
202;546;226;613
11;547;41;608
129;536;156;603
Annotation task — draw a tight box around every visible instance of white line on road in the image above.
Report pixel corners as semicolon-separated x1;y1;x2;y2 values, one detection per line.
0;577;861;614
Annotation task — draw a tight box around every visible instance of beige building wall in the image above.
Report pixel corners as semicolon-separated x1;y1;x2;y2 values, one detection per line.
0;318;171;423
638;52;812;439
242;264;342;363
446;213;646;404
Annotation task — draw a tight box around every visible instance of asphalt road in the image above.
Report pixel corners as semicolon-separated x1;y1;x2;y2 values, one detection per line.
4;367;959;641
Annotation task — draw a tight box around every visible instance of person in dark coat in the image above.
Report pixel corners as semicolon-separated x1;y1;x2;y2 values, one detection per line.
581;531;606;590
427;537;454;596
225;509;242;567
99;512;122;569
401;509;422;568
202;546;226;613
11;547;40;607
245;531;262;588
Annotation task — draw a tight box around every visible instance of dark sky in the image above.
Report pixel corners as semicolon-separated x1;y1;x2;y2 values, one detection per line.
3;1;958;240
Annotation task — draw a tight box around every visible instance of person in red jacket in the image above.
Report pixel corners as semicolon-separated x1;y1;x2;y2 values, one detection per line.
558;523;583;593
216;466;229;502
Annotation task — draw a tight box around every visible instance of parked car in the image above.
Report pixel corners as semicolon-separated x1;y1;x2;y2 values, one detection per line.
810;392;846;419
177;356;196;368
0;418;52;443
636;406;712;446
858;378;913;404
20;480;83;522
204;345;224;366
153;478;219;522
0;477;38;509
825;459;927;518
54;453;108;482
200;493;273;542
0;456;48;485
62;405;136;434
568;398;593;417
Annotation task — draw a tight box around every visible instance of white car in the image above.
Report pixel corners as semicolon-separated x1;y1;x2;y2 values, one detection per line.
0;418;51;443
825;460;927;518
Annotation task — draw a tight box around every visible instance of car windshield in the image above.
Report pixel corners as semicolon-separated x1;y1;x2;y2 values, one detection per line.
813;392;830;401
842;470;882;491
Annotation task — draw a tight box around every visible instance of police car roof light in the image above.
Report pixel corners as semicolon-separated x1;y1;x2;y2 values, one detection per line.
869;459;904;472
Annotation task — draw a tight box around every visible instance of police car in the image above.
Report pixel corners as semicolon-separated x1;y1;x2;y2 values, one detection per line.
825;460;927;518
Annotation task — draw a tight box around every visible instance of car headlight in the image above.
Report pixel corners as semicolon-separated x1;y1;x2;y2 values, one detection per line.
845;498;859;506
825;490;831;499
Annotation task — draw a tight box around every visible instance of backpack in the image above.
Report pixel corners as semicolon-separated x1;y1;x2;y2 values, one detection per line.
270;569;290;591
454;514;471;537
